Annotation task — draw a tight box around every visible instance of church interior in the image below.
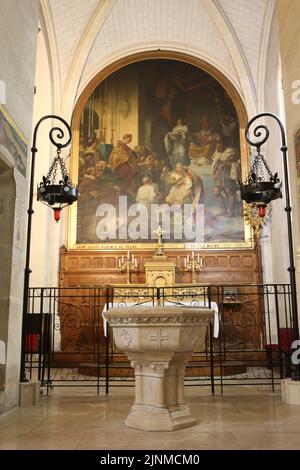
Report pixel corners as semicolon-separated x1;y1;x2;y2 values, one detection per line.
1;0;300;451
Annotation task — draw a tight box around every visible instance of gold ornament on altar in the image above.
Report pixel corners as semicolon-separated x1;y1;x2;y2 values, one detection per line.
243;203;270;238
153;225;166;256
183;251;203;284
118;251;138;284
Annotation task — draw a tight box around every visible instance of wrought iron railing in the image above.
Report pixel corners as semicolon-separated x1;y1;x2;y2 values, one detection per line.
24;283;294;395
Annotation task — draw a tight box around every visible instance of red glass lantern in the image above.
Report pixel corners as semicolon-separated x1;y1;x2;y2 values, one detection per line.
53;207;61;222
258;204;266;218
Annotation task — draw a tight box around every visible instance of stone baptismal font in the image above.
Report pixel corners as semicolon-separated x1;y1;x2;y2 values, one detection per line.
104;305;213;431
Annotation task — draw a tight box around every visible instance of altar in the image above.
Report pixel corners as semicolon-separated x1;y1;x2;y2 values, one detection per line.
58;235;261;356
103;234;220;338
58;221;262;362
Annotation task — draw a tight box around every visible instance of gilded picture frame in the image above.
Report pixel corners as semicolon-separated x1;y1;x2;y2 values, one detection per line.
68;51;252;251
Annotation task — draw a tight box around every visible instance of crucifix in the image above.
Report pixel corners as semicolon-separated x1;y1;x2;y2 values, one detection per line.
153;225;166;256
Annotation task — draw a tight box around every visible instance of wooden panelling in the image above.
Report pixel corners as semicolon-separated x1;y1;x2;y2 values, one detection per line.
217;256;228;267
242;255;254;267
58;246;262;354
79;257;91;268
230;256;241;267
59;246;260;287
91;257;103;268
66;257;78;269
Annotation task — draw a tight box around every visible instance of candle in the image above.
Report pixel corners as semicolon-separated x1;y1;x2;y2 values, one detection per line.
135;258;138;267
127;250;129;260
192;251;194;259
184;258;187;268
197;253;200;262
187;255;189;263
132;254;134;263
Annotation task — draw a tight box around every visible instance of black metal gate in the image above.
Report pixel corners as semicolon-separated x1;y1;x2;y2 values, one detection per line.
25;284;294;394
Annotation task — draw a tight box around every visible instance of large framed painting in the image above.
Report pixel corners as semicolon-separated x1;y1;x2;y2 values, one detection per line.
69;57;250;249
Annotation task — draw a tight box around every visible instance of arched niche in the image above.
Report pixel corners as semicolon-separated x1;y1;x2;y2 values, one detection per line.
0;153;16;389
69;51;250;249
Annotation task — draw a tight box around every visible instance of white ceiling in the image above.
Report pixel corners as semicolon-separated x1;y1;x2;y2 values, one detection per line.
41;0;274;116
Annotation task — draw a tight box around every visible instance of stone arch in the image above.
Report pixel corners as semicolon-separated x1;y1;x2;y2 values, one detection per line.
75;42;242;117
39;0;62;113
257;0;277;112
61;0;117;117
70;50;249;183
202;0;257;117
59;0;262;123
64;50;250;248
72;50;248;131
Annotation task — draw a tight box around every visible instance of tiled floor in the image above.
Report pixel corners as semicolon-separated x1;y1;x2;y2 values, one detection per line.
1;386;300;450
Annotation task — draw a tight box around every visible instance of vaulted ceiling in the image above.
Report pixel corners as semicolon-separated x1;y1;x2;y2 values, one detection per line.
39;0;276;118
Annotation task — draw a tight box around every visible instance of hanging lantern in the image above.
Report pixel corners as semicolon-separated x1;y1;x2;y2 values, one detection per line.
37;147;79;222
239;147;282;218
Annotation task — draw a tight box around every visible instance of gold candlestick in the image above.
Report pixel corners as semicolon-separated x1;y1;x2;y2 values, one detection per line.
119;251;138;284
184;252;203;284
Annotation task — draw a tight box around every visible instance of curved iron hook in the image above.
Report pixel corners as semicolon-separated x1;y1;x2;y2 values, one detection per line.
245;112;287;149
31;114;72;152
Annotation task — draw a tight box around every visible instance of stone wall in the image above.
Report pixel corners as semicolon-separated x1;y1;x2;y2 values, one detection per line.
0;0;39;414
278;0;300;305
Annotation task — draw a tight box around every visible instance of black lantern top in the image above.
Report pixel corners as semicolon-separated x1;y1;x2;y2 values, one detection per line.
239;116;282;208
239;147;282;206
37;148;78;206
35;117;79;221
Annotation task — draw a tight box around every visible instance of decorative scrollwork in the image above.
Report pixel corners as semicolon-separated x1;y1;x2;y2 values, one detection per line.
246;123;270;149
108;314;213;326
32;115;72;152
48;122;71;149
245;112;286;150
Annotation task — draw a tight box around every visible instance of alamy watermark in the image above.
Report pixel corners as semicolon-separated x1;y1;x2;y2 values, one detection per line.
95;196;204;242
291;340;300;365
291;80;300;104
0;80;6;105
